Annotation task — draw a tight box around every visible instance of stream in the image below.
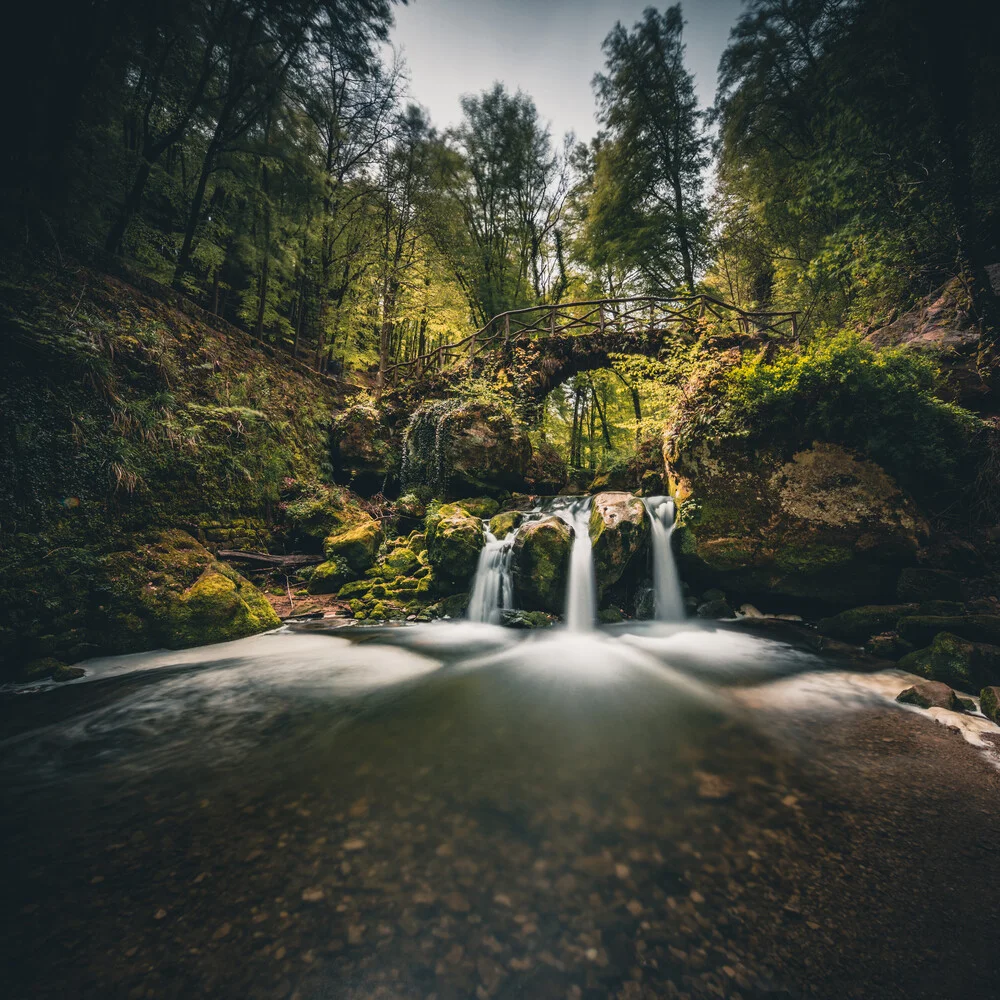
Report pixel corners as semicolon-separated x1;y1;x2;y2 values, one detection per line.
2;504;1000;998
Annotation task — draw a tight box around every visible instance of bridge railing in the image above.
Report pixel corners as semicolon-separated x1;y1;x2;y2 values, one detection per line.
381;294;798;386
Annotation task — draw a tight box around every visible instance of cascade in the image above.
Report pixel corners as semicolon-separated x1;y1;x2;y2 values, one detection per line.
643;496;685;620
552;497;598;632
467;522;517;623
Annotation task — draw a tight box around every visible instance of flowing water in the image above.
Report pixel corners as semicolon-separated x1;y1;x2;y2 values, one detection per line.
644;496;686;621
466;523;516;624
3;508;1000;998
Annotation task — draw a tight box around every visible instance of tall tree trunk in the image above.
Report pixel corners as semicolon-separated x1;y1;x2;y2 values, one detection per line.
104;157;152;256
172;143;217;287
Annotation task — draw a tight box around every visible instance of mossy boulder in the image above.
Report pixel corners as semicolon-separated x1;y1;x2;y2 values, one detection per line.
980;686;1000;725
308;557;352;594
323;516;383;575
456;497;500;519
402;399;531;498
668;439;928;607
282;482;371;550
490;510;523;538
898;632;1000;692
896;567;964;603
897;615;1000;647
589;492;649;599
864;633;915;660
331;404;396;494
500;610;556;629
512;516;572;614
817;604;918;644
424;504;484;589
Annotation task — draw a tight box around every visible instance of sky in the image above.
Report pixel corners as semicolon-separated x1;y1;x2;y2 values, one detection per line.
389;0;745;144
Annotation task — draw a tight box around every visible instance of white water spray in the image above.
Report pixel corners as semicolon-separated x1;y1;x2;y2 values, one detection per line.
643;496;685;621
467;522;517;623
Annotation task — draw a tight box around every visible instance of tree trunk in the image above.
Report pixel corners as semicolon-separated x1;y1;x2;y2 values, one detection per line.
172;143;217;287
104;157;152;256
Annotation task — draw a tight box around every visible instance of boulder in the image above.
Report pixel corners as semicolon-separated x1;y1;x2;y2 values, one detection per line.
817;605;918;644
697;599;734;619
323;517;383;576
525;439;567;494
589;492;649;599
898;632;1000;691
455;497;500;519
896;681;961;710
53;664;86;682
499;610;554;629
307;557;352;594
896;567;963;603
282;482;370;550
490;510;523;538
981;686;1000;725
331;405;396;494
897;615;1000;647
669;440;928;607
513;516;572;614
402;400;531;498
864;632;915;660
424;504;484;590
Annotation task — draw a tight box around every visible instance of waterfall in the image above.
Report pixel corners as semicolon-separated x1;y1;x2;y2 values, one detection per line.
643;496;685;621
553;498;597;632
467;522;517;623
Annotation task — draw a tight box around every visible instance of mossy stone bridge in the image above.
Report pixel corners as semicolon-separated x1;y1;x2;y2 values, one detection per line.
380;295;798;402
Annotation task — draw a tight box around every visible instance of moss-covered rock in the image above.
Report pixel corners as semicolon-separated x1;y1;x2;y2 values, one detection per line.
424;504;484;590
589;492;649;599
864;632;915;660
981;686;1000;725
489;510;523;538
897;567;964;603
323;517;383;575
500;610;556;628
898;632;1000;691
307;557;352;594
53;663;86;682
402;400;531;498
282;482;371;550
456;497;500;519
331;404;397;495
897;615;1000;647
512;516;571;614
668;439;928;607
817;604;918;644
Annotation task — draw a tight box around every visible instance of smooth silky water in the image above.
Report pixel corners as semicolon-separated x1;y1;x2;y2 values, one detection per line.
2;505;996;999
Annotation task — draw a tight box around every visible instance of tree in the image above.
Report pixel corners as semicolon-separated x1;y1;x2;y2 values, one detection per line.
588;6;710;294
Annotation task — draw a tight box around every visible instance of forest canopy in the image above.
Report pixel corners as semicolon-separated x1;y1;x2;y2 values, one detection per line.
3;0;998;471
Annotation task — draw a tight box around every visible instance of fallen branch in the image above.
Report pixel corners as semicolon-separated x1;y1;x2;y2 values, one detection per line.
217;550;324;569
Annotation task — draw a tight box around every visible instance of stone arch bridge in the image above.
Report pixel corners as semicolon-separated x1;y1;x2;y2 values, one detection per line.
381;296;798;405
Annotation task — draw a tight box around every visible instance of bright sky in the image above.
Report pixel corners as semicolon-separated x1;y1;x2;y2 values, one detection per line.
389;0;745;143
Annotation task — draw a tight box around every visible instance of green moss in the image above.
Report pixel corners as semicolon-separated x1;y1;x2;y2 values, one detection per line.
489;511;522;538
512;517;571;614
425;504;484;589
308;557;352;594
981;686;1000;725
323;518;383;575
818;605;918;644
898;632;1000;692
456;497;500;519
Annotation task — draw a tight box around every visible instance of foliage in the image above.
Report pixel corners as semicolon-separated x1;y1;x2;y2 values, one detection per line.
688;335;980;498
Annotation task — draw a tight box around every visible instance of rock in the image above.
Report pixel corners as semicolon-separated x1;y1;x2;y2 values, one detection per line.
896;681;960;710
897;615;1000;647
524;439;567;494
19;656;66;681
598;607;624;624
702;588;727;603
331;405;396;495
640;469;665;496
402;399;531;497
323;517;383;576
736;603;765;618
589;492;649;599
921;533;987;575
669;440;928;606
455;497;500;519
898;632;1000;691
980;686;1000;724
697;599;733;619
282;482;370;549
52;664;85;682
896;567;963;602
918;600;967;617
489;510;523;538
817;605;918;644
864;632;915;660
424;504;484;589
499;610;554;629
307;557;352;594
512;517;572;614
